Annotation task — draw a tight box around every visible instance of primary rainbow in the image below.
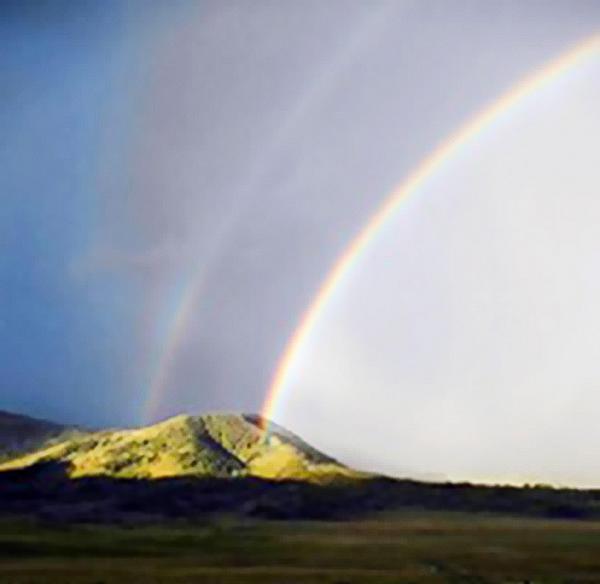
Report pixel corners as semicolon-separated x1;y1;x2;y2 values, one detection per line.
261;33;600;423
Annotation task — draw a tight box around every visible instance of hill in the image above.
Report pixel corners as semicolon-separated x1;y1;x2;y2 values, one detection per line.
2;409;600;524
0;410;80;461
0;413;360;482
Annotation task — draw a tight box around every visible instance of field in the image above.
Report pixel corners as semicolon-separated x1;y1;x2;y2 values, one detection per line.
2;513;600;583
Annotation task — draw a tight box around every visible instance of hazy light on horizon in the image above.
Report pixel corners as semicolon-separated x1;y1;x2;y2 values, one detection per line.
276;54;600;487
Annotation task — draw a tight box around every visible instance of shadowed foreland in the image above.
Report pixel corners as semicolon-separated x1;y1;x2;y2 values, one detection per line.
3;460;600;523
4;465;600;583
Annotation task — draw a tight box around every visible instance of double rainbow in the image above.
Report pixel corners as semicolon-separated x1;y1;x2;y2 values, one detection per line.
142;34;599;423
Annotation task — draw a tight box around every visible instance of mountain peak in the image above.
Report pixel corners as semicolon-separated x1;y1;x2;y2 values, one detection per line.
0;412;358;482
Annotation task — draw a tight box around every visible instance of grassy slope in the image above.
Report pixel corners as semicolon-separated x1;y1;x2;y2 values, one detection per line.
0;414;360;482
2;513;600;583
0;410;80;462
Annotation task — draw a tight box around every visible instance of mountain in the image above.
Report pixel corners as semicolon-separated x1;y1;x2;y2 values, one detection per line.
0;413;361;482
0;410;80;461
1;409;599;523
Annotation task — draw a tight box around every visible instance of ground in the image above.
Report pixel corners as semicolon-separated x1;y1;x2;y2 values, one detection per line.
2;512;600;583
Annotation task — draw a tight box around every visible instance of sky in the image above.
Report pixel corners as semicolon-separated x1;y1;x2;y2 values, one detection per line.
1;1;600;486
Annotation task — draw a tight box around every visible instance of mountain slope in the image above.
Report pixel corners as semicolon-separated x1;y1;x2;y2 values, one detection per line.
0;410;79;461
0;413;361;482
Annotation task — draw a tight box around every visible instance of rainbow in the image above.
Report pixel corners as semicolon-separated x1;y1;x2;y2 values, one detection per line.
141;8;391;423
141;275;202;423
261;33;600;422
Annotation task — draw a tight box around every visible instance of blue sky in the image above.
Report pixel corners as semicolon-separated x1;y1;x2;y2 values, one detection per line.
0;1;184;424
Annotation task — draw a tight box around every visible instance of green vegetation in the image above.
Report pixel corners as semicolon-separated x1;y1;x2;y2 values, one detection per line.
0;414;359;482
2;513;600;583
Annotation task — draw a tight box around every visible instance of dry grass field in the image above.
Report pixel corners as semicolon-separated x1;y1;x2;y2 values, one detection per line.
2;512;600;583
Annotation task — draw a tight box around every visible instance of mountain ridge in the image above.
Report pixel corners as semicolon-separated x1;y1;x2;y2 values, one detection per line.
0;409;81;461
0;411;364;482
2;409;600;523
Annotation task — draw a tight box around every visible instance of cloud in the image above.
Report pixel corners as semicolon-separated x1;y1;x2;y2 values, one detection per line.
70;239;190;279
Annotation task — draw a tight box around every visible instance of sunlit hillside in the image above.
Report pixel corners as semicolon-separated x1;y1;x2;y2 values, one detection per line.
0;413;364;482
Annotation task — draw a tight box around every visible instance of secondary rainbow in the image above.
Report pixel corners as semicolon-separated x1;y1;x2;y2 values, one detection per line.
142;276;201;423
261;33;600;422
141;8;391;423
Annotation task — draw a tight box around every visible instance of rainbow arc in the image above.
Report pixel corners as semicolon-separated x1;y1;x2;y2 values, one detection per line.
261;34;600;422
